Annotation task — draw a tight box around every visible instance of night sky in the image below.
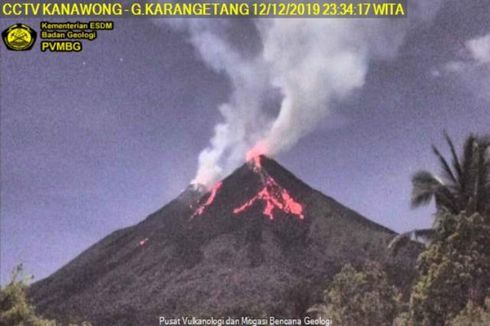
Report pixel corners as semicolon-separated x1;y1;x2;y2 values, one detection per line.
1;1;489;284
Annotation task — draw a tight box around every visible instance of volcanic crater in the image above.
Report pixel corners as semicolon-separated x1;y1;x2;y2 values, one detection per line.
29;156;421;325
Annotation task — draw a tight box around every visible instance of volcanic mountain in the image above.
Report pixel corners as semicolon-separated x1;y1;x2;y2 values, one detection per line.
30;156;420;325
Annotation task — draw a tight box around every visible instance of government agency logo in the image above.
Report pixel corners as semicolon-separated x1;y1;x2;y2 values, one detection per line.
2;23;37;51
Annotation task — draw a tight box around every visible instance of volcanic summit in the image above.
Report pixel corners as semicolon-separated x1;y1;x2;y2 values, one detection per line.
29;156;420;325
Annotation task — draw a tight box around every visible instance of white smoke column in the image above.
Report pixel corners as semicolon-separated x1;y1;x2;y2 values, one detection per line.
169;1;442;187
173;20;270;186
193;19;394;185
253;16;420;155
256;19;369;155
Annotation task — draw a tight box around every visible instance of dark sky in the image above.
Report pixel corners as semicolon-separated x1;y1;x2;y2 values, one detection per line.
1;1;489;284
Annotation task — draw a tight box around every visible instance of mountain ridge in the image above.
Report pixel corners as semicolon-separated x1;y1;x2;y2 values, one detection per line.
29;155;420;325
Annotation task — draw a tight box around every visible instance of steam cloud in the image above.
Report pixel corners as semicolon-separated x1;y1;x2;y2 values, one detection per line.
166;1;442;187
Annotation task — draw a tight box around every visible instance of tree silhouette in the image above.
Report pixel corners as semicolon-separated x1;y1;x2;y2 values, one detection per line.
389;132;489;254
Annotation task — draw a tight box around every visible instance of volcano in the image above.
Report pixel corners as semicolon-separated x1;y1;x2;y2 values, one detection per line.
29;156;420;325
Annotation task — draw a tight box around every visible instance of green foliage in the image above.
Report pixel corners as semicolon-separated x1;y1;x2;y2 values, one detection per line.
406;133;490;324
409;212;490;325
392;311;411;326
0;265;92;326
0;265;55;326
448;298;490;326
390;133;489;257
310;262;400;326
411;133;489;216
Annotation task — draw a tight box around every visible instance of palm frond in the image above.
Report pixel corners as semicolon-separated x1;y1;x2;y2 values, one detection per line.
461;134;477;200
444;131;463;182
434;188;459;214
411;171;444;208
432;144;457;184
397;133;490;255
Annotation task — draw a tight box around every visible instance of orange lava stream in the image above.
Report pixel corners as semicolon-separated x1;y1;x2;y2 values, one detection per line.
191;181;223;218
190;154;304;221
233;175;304;220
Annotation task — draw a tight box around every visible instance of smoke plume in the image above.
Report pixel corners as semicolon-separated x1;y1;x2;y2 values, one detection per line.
166;1;442;187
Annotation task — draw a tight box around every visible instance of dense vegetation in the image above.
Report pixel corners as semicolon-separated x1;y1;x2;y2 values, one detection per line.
314;133;490;325
408;133;489;325
308;262;400;325
0;268;93;325
0;265;55;326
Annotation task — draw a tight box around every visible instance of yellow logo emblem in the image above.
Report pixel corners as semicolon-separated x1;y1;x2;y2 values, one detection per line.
2;24;37;51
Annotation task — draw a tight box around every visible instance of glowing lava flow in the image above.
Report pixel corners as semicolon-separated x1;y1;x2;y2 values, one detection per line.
190;154;304;221
191;181;223;218
233;176;304;220
233;156;304;220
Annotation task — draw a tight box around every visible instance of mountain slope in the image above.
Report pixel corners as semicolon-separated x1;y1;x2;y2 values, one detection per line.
29;156;420;325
